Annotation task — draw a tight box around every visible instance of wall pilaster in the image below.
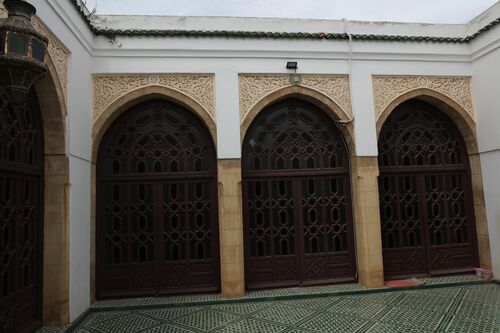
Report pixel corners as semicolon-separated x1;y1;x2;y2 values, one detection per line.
351;156;385;288
217;159;245;298
43;154;70;325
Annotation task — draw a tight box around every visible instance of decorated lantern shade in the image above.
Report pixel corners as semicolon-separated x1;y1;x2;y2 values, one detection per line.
0;0;48;103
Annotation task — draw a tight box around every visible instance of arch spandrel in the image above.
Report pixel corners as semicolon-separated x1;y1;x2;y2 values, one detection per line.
373;76;474;121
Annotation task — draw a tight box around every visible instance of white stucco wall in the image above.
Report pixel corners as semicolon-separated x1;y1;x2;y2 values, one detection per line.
11;0;500;324
471;42;500;278
26;0;94;321
91;35;473;158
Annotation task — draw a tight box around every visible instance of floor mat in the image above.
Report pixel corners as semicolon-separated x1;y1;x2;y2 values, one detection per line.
385;278;426;288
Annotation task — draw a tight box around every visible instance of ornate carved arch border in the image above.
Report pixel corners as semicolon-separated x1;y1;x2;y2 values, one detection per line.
373;75;492;270
90;74;217;302
92;75;216;160
33;17;70;112
18;17;72;326
239;75;355;155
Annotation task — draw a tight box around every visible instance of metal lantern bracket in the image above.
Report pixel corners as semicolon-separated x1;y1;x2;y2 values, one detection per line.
0;0;48;104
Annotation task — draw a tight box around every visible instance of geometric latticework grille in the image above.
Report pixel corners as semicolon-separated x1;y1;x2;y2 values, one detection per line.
378;99;478;278
242;98;356;290
97;100;219;299
0;88;43;333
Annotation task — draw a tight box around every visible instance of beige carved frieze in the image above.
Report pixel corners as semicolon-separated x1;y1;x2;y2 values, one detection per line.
32;17;70;104
93;75;215;122
239;74;352;123
372;75;474;120
0;0;6;19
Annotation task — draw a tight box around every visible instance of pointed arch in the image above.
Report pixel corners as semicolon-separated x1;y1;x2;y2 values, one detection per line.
376;88;477;154
241;85;355;156
92;85;217;163
91;89;219;300
376;93;492;276
241;97;356;289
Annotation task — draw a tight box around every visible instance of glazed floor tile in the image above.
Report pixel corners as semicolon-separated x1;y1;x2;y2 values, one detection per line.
88;274;484;310
40;282;499;333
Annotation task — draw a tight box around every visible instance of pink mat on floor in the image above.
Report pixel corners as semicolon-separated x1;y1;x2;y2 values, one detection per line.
385;278;425;288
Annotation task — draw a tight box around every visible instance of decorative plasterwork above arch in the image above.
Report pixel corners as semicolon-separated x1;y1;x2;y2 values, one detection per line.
239;74;352;124
372;75;474;121
0;1;6;19
32;17;70;106
93;74;216;123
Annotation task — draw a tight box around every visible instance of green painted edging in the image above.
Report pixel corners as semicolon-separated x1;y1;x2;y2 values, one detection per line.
87;279;492;313
62;280;496;332
62;308;91;333
62;279;497;332
68;0;500;44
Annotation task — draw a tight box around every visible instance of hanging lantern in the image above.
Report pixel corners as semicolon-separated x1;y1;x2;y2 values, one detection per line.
0;0;48;104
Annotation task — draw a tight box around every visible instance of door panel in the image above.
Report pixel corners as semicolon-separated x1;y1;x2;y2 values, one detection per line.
0;91;43;333
425;173;475;272
101;183;157;296
245;179;299;289
160;181;218;292
301;177;353;283
379;174;426;277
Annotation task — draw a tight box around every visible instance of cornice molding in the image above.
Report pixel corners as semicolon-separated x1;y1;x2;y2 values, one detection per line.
68;0;500;44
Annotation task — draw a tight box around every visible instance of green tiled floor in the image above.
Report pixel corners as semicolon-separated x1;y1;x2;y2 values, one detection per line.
39;275;499;333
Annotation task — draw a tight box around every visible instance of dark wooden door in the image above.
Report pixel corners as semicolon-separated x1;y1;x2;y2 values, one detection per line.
0;88;44;333
242;99;356;290
96;100;220;299
378;99;479;279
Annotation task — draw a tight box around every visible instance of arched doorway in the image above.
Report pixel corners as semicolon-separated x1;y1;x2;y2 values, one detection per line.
0;88;44;332
378;99;479;278
96;99;220;298
242;98;356;290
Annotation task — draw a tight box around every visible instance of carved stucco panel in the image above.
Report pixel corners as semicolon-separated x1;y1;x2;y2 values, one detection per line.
32;17;70;105
372;75;474;120
93;75;215;122
239;74;352;123
0;0;6;19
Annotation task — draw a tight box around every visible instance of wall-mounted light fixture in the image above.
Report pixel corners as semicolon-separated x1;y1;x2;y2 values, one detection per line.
286;61;300;85
0;0;48;103
286;61;298;70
